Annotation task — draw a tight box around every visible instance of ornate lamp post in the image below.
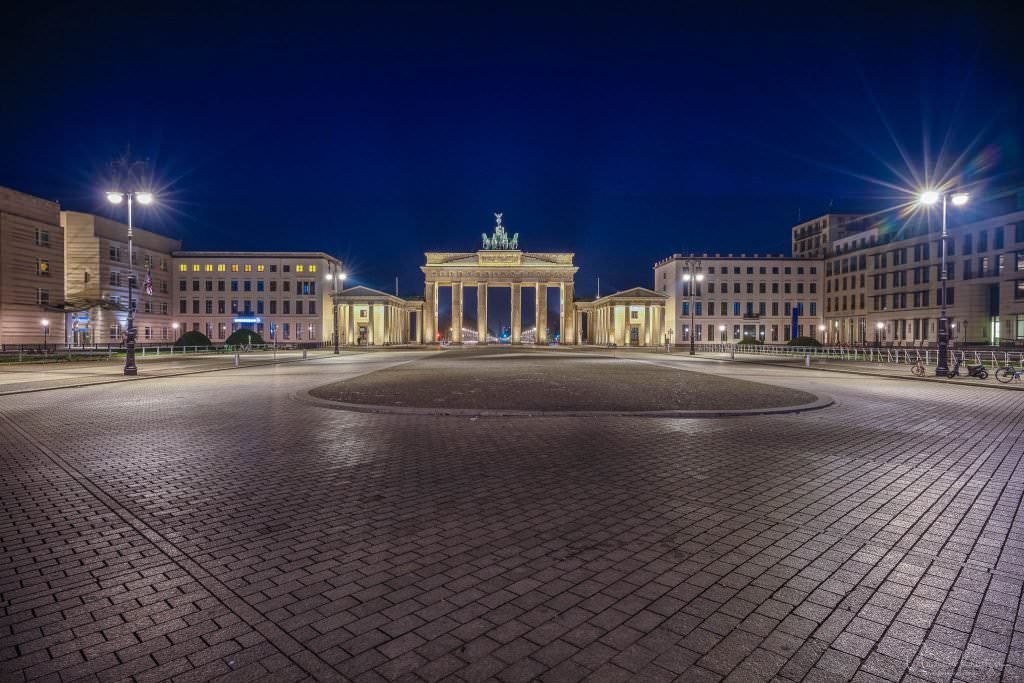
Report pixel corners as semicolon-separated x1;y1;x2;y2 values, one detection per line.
875;321;884;347
681;258;704;355
41;319;49;349
105;190;154;375
919;190;969;376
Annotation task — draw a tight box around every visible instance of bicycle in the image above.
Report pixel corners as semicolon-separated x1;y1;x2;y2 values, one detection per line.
910;359;926;377
995;364;1023;384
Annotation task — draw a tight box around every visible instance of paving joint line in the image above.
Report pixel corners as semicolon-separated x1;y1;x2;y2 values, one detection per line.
0;410;348;683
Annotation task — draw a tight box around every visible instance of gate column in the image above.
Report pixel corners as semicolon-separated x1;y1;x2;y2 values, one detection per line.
477;283;488;344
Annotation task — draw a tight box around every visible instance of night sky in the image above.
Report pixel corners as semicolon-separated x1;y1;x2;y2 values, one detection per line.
2;2;1020;296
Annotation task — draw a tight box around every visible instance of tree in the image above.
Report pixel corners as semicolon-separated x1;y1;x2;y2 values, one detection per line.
173;330;213;348
225;329;264;347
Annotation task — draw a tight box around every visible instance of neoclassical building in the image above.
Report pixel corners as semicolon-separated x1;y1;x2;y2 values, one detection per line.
576;288;669;346
421;214;579;344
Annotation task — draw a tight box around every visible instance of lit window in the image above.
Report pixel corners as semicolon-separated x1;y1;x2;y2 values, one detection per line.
296;264;304;272
244;264;252;272
231;264;239;272
257;264;265;272
192;264;200;271
217;264;226;272
37;259;50;276
179;264;187;271
309;264;316;273
205;264;213;272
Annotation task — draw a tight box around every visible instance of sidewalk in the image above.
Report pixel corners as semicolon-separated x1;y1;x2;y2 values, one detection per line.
663;349;1024;389
0;349;338;395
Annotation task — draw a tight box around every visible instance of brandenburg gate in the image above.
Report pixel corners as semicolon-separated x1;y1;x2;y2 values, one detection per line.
422;214;578;344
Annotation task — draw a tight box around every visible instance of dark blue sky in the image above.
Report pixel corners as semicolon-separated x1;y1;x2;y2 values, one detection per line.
2;2;1020;296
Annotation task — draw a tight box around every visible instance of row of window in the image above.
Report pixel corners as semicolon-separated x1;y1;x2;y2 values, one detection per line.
677;264;817;276
178;299;319;316
682;281;816;295
178;279;319;294
828;252;1024;293
108;247;168;270
178;263;318;273
681;301;816;317
681;324;815;343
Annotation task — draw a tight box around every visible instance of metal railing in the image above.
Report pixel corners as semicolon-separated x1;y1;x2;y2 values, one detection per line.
695;342;1024;368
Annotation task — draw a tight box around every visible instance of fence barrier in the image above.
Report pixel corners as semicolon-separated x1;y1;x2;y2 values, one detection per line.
692;343;1024;369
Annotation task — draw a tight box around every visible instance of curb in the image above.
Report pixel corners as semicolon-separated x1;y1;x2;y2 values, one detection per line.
291;388;835;419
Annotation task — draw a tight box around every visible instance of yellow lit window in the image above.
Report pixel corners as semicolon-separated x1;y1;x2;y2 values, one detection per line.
192;264;200;271
217;264;226;272
205;264;213;272
231;264;239;272
257;264;265;272
244;264;252;272
309;264;317;273
296;264;304;272
179;264;187;272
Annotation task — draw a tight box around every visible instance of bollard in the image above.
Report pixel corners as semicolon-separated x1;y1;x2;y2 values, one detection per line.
805;353;810;368
234;351;240;367
730;346;735;360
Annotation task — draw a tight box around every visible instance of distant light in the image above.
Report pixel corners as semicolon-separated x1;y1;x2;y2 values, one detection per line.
695;273;705;281
818;325;825;331
682;273;691;281
876;322;884;329
41;319;49;326
172;323;179;329
951;193;969;206
719;325;725;331
339;273;347;281
325;273;333;280
919;190;940;205
135;192;154;204
106;192;123;204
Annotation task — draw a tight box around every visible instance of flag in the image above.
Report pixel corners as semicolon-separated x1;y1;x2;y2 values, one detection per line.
144;269;153;296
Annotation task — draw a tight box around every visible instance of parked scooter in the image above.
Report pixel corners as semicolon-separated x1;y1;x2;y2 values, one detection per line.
947;358;988;379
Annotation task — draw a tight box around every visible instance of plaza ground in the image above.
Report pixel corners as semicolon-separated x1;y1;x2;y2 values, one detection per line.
1;348;1022;683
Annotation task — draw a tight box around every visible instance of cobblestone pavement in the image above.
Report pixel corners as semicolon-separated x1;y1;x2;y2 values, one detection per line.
310;348;816;412
1;350;1023;683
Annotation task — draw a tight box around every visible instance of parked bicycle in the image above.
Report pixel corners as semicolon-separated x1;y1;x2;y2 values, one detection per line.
910;359;926;377
995;363;1023;384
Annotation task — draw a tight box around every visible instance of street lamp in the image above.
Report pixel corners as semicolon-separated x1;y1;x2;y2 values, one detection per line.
719;324;726;342
818;324;825;344
332;271;347;354
41;319;49;349
106;189;155;375
919;189;969;376
681;259;704;355
875;321;884;348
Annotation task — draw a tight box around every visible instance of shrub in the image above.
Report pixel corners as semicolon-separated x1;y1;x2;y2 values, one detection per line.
787;336;822;347
173;330;213;348
225;329;264;346
737;337;764;346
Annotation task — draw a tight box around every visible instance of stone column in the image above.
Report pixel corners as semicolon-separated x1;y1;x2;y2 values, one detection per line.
511;283;522;344
347;304;356;345
423;281;436;343
366;304;375;345
561;282;575;344
477;283;487;344
451;283;463;343
535;284;547;344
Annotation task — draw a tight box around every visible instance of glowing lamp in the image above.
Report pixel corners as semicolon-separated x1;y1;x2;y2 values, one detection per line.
106;192;123;204
919;190;940;205
951;193;969;206
135;192;154;204
876;322;884;330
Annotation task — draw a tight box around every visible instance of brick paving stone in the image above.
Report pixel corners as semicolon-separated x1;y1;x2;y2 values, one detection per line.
1;351;1023;682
